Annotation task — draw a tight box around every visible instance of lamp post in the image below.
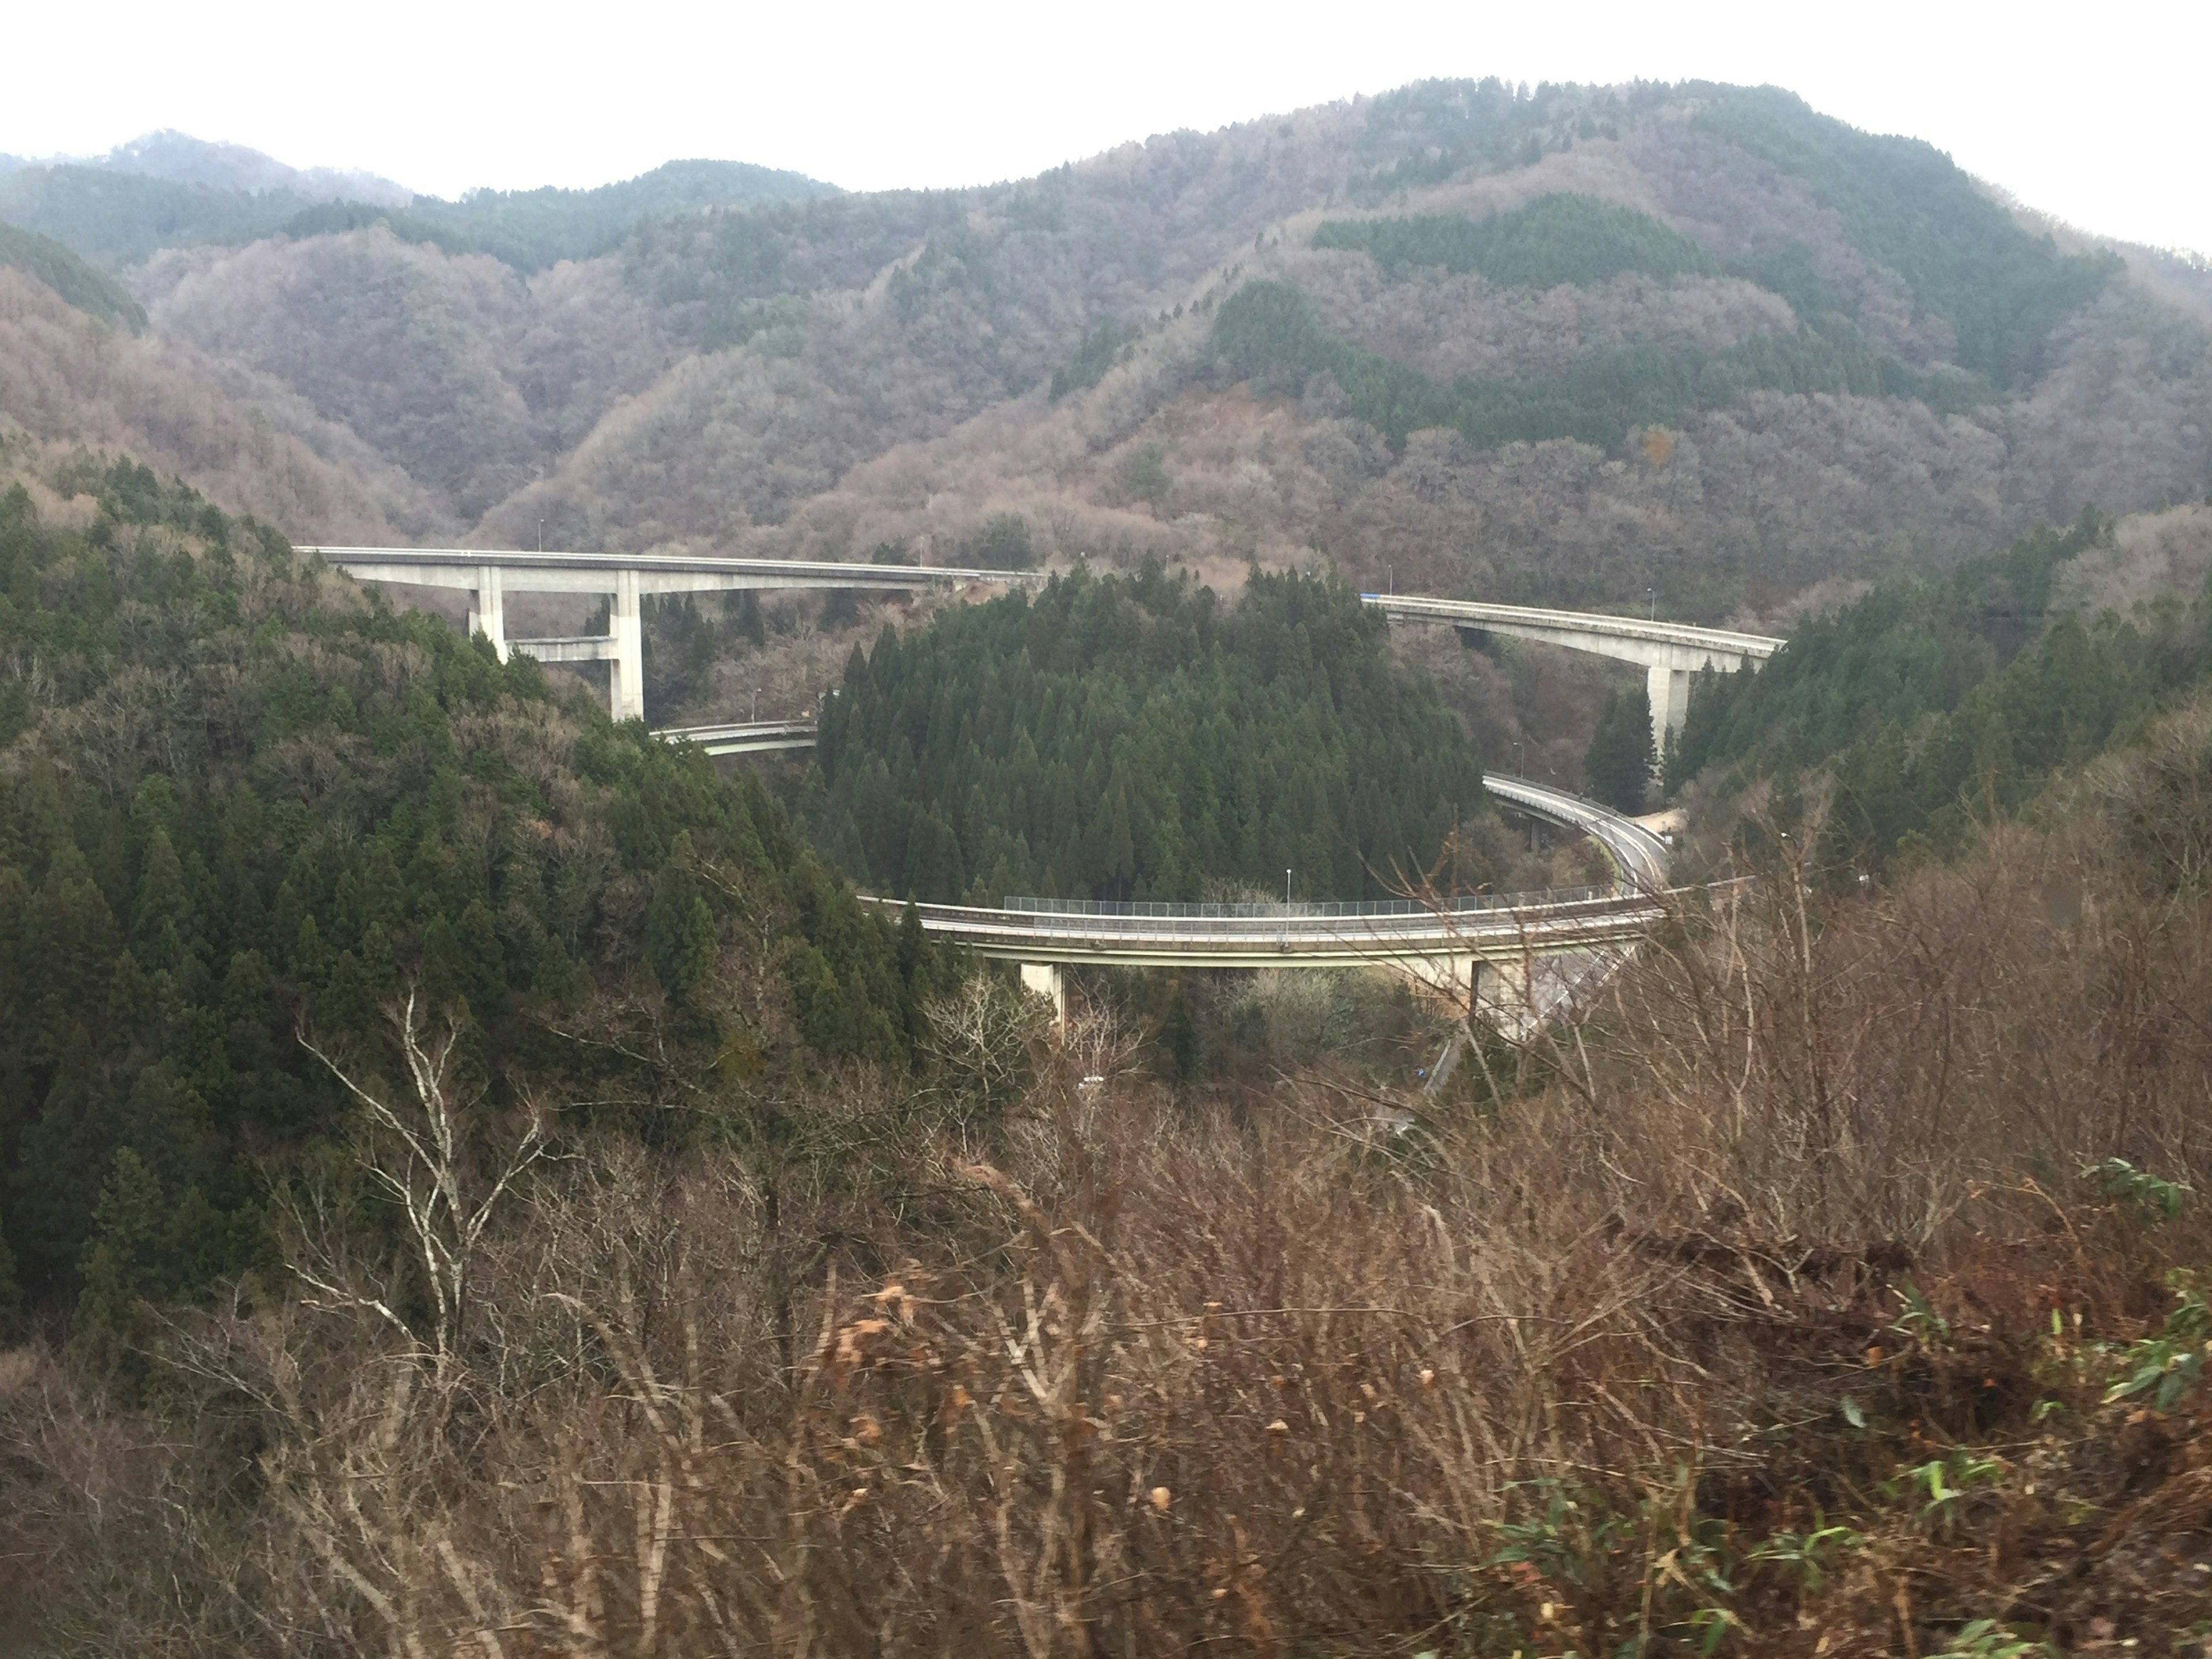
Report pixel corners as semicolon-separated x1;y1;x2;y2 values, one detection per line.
752;684;759;722
1648;585;1656;621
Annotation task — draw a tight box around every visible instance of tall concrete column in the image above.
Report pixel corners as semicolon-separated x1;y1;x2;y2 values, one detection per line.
1019;962;1066;1025
1479;955;1529;1020
467;565;507;661
609;569;645;722
1646;659;1691;759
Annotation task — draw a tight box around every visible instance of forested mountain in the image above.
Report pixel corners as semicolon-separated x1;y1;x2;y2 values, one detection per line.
808;566;1487;902
0;146;831;272
1666;502;2212;872
1;81;2200;640
0;219;144;331
0;453;942;1326
0;130;413;207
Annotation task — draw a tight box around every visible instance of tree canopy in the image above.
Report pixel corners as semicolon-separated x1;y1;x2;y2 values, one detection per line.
810;565;1486;904
0;459;941;1317
1668;515;2212;872
1313;193;1714;289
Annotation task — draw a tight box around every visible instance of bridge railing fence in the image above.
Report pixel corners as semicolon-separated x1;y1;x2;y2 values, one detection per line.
1002;889;1609;919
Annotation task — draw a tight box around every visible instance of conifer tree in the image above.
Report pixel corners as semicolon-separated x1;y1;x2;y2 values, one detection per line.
1585;686;1656;813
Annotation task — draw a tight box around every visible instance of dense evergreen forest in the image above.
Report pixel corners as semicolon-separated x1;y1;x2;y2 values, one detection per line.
1311;191;1715;288
809;566;1487;904
1668;514;2212;872
1209;271;1946;452
0;219;145;331
0;461;944;1332
1687;84;2119;389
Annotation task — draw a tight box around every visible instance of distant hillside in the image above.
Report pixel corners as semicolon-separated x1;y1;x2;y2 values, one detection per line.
87;128;414;205
0;267;400;541
0;165;324;268
0;147;836;275
0;219;145;330
1;84;2206;623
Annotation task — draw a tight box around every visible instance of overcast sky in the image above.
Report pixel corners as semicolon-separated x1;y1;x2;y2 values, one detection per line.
4;0;2206;253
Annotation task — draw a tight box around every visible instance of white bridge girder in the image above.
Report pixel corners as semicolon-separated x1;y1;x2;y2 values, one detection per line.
1366;595;1783;758
309;547;1039;724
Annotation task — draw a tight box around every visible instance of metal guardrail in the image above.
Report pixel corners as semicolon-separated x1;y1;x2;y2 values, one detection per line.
1003;889;1610;918
306;546;1045;586
1363;593;1784;659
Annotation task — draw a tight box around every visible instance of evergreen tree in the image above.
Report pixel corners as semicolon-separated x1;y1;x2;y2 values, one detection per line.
73;1147;169;1363
1585;686;1656;813
0;457;941;1321
810;565;1487;903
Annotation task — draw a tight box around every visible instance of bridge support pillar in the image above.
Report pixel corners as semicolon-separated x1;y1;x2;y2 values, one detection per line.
1478;955;1531;1031
1019;962;1066;1025
1647;660;1690;760
467;565;507;662
609;569;645;723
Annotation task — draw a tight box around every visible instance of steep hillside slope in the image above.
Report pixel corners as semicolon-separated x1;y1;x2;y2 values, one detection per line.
415;85;2212;615
7;82;2207;618
139;228;684;521
0;268;400;541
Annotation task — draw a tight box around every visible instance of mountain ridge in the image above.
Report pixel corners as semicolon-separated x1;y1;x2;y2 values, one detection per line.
0;81;2204;635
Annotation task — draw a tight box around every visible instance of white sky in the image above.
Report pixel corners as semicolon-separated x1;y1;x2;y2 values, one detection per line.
3;0;2207;254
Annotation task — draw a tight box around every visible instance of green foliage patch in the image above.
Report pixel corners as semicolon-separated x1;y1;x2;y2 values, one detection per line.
1209;278;1914;453
0;461;938;1316
811;564;1486;903
1313;193;1714;289
0;218;146;329
1691;85;2118;388
1050;317;1141;400
1668;516;2212;873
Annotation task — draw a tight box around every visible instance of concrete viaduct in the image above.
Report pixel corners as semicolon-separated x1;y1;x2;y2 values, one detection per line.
1365;594;1782;757
314;547;1782;1022
656;724;1679;1025
301;547;1039;722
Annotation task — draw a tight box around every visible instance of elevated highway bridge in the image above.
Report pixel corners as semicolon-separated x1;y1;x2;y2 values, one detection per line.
301;546;1039;722
1365;594;1782;756
658;719;1676;1021
315;547;1777;1022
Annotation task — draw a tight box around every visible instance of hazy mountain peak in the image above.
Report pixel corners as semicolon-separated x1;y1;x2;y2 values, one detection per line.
0;129;414;205
100;128;416;204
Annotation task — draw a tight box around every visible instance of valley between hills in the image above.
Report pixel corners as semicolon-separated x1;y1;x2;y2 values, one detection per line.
2;78;2212;1656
